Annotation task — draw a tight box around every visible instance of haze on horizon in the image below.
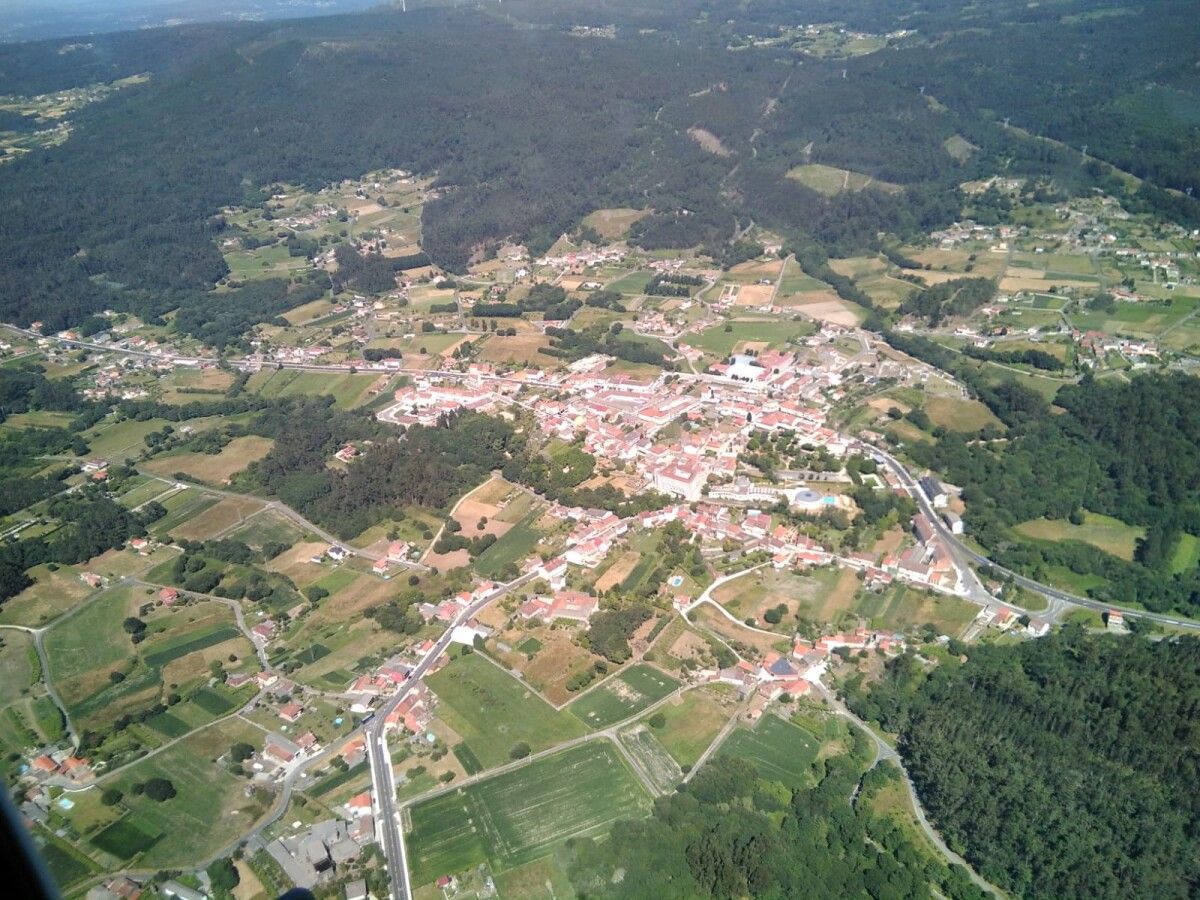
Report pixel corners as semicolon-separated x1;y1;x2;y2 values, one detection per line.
2;0;384;43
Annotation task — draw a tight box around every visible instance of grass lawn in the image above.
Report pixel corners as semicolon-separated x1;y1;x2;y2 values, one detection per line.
0;629;37;706
567;664;679;729
720;713;820;788
1170;533;1200;575
142;436;273;485
472;509;544;579
425;652;584;768
922;396;1002;432
690;319;813;357
407;741;650;885
851;583;979;636
642;688;732;768
106;719;272;867
606;270;656;294
0;562;94;627
1014;512;1144;561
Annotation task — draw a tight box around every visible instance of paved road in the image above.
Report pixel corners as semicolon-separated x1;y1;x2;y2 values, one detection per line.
366;572;536;900
814;683;1004;898
871;447;1200;632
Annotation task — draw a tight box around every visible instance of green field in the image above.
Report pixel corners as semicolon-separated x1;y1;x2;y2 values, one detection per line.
453;742;484;775
472;510;545;579
148;489;220;536
643;689;732;767
568;664;679;729
407;741;650;885
1170;533;1200;575
141;624;240;669
606;270;656;294
36;830;97;891
107;719;271;867
690;318;813;357
251;368;377;409
44;587;133;689
83;417;172;461
90;815;162;859
1015;512;1145;561
226;510;308;549
0;629;37;705
786;163;900;196
426;652;584;768
850;583;979;636
720;714;819;788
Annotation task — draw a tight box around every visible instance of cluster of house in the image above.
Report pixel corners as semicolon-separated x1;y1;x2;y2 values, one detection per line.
517;590;600;623
16;753;95;834
707;627;906;715
975;605;1052;638
534;246;626;272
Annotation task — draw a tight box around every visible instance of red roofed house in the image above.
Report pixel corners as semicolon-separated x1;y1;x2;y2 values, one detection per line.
346;791;372;816
278;702;304;723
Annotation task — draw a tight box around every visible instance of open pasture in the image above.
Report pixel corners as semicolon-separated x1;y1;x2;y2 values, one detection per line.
690;318;812;357
1014;512;1144;561
582;207;649;239
106;719;271;867
426;652;584;768
786;164;900;196
567;664;679;729
719;714;819;788
142;436;274;485
407;741;650;885
167;495;265;541
643;688;732;767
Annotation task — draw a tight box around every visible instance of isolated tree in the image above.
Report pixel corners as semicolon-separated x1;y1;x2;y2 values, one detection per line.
143;778;176;802
509;742;531;760
207;858;239;892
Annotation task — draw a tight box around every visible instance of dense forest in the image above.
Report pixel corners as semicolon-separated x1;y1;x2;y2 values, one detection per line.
0;0;1197;345
843;630;1200;899
566;737;988;899
888;336;1200;616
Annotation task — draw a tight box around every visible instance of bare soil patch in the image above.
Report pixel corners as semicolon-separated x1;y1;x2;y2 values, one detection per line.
596;551;640;592
688;126;732;156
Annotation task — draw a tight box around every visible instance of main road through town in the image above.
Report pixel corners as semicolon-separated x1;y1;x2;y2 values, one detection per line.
366;572;535;900
871;446;1200;632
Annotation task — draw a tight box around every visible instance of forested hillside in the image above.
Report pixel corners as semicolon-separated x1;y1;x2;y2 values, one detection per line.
846;630;1200;899
890;337;1200;617
0;0;1197;340
566;747;989;899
